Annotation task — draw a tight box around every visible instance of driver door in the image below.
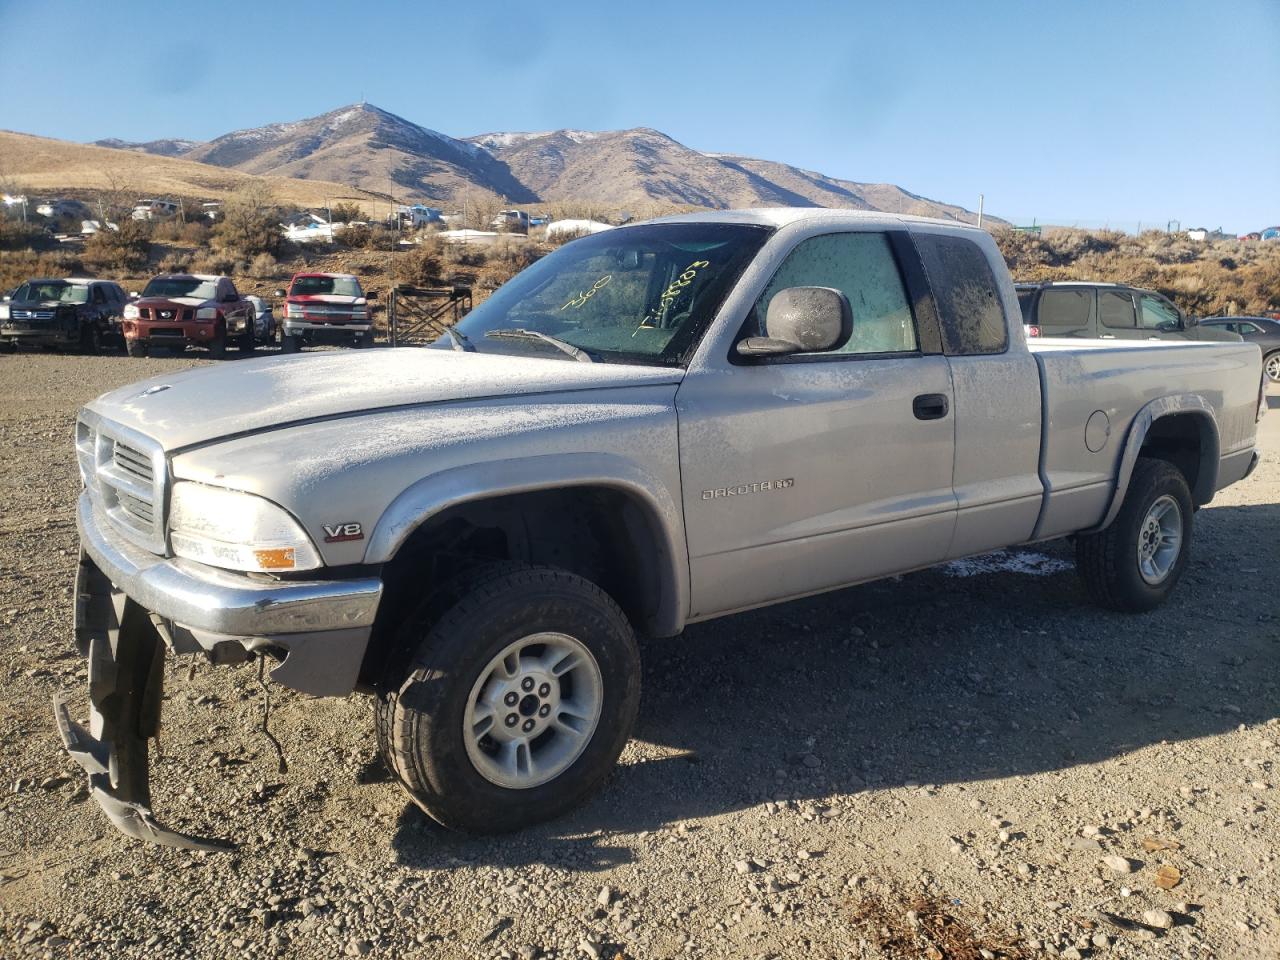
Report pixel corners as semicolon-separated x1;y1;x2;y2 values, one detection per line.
676;230;957;620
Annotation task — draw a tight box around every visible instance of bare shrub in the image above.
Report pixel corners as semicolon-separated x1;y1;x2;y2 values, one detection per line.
0;217;49;252
0;250;82;290
394;236;446;288
82;220;151;273
214;182;283;259
247;252;279;279
329;202;364;224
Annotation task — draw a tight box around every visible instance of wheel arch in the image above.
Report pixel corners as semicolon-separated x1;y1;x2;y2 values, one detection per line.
1092;394;1220;532
363;454;689;640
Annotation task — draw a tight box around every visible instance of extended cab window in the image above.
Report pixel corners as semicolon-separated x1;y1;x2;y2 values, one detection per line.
1037;289;1092;337
913;233;1006;354
1099;291;1136;328
1139;294;1179;330
751;232;916;355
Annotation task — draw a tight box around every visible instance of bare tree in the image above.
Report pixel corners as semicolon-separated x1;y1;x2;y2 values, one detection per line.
95;169;138;225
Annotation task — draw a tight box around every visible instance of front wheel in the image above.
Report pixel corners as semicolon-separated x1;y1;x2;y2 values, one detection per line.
125;339;147;358
78;322;102;355
238;331;256;354
280;334;301;354
387;564;640;833
1265;351;1280;384
1075;457;1193;612
208;328;227;359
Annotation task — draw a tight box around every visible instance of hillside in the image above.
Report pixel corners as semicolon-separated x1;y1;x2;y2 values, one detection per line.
80;103;986;221
0;131;387;213
180;105;533;206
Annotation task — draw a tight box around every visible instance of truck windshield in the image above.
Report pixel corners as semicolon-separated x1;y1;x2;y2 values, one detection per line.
291;276;362;297
436;222;773;365
142;277;219;299
12;281;89;303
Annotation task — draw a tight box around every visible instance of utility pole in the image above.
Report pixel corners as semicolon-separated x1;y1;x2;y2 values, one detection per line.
977;193;984;229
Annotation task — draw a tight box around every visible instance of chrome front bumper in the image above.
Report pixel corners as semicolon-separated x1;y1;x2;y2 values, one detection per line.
283;320;371;334
77;491;381;641
59;495;386;851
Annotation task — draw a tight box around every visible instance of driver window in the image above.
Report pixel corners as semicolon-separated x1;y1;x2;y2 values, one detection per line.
1139;295;1179;330
752;232;916;355
91;286;106;304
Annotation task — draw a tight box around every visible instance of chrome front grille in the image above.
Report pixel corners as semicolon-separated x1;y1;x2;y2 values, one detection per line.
13;309;55;321
77;413;167;554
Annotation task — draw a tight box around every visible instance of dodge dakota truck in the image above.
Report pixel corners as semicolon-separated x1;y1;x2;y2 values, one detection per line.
57;210;1265;850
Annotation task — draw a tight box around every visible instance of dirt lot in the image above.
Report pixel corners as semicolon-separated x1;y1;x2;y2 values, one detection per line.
0;352;1277;960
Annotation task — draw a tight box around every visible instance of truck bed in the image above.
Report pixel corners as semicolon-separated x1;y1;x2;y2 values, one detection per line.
1029;337;1262;540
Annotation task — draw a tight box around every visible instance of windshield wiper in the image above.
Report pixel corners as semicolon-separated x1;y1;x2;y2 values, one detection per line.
484;328;595;363
442;324;475;352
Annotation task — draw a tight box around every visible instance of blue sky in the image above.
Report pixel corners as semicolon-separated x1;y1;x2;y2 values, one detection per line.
1;0;1276;232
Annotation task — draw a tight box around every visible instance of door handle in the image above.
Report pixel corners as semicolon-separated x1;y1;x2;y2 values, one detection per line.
912;393;949;420
1101;334;1116;339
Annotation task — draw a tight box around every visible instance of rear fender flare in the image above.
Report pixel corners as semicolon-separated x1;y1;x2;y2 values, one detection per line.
1090;394;1219;533
363;452;689;636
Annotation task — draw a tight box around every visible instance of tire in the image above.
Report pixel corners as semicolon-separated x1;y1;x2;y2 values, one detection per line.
209;328;227;359
125;339;147;358
356;330;374;349
281;334;301;354
1265;351;1280;384
78;321;102;356
1075;457;1193;612
388;564;640;833
238;331;256;354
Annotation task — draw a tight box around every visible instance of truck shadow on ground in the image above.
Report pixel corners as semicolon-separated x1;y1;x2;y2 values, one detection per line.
388;501;1280;873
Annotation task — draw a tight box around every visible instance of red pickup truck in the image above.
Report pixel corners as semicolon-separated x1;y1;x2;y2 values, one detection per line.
122;274;257;358
276;272;374;352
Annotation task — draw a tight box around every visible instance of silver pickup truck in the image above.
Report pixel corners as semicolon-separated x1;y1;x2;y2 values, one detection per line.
58;210;1266;850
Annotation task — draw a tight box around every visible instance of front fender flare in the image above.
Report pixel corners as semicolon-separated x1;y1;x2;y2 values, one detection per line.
363;452;689;636
1089;393;1220;533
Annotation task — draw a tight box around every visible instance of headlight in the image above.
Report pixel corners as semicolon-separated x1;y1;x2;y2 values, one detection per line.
196;307;218;321
168;482;321;573
351;309;368;319
123;304;139;319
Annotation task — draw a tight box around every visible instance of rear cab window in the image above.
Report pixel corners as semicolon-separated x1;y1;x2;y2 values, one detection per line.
913;233;1007;355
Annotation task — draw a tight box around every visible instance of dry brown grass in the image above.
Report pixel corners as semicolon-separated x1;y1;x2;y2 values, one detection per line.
849;889;1029;959
995;227;1280;317
0;131;388;217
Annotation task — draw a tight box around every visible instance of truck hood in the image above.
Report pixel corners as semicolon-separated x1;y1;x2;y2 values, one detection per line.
85;348;684;450
134;296;211;309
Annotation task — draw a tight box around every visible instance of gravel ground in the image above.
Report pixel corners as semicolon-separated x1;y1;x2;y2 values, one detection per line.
1;352;1277;960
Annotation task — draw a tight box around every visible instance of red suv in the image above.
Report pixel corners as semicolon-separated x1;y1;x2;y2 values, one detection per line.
276;272;374;352
122;274;256;358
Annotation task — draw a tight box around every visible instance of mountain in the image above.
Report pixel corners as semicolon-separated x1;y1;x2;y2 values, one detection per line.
74;103;988;221
93;137;201;158
179;104;533;205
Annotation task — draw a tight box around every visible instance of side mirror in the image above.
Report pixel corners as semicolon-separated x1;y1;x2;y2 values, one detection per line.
129;292;140;298
366;291;378;300
736;287;852;358
274;288;287;298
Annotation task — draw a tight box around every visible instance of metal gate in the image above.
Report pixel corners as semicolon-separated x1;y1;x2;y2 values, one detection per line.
387;285;473;347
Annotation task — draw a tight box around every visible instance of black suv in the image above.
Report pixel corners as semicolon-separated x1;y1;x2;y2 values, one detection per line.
0;277;129;353
1016;282;1240;343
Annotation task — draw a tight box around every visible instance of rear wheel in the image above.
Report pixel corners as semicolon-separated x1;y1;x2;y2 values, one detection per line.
387;564;640;833
125;339;147;358
1265;351;1280;384
1075;457;1193;612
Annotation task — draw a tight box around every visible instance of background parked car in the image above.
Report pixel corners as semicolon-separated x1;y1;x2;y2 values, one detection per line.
0;277;127;353
276;272;374;352
122;274;256;359
1016;281;1241;343
1199;316;1280;381
244;294;277;344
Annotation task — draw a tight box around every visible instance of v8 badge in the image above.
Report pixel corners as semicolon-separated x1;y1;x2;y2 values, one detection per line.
322;522;364;543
